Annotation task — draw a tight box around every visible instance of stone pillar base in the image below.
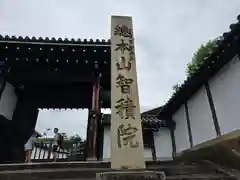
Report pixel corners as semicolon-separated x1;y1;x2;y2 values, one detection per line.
96;171;165;180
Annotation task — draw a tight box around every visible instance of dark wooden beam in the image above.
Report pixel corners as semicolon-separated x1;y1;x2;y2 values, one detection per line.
0;77;6;101
205;82;221;136
185;102;194;148
85;110;96;160
97;117;104;160
170;128;176;159
151;131;157;161
7;72;94;84
85;75;101;160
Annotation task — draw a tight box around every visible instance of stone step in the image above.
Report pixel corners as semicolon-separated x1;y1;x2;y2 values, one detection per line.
0;165;225;180
0;173;236;180
39;177;237;180
36;177;237;180
0;161;211;172
166;174;236;180
0;161;177;171
0;164;218;175
0;161;110;171
21;175;237;180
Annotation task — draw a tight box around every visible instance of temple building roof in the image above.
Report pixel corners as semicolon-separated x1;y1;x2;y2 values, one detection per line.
141;106;163;116
101;113;168;131
0;35;112;108
0;35;111;45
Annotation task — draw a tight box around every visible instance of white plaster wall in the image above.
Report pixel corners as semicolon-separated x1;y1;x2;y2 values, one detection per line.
103;127;111;161
173;105;190;153
0;82;18;120
187;86;217;145
144;148;153;161
102;127;153;161
154;128;173;161
209;55;240;135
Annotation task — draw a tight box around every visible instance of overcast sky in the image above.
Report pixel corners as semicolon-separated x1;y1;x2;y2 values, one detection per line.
0;0;239;139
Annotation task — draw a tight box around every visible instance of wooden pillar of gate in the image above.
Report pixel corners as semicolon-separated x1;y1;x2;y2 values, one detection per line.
86;72;101;160
0;78;8;164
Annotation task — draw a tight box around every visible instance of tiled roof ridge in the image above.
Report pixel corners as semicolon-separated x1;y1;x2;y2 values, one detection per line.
158;14;240;117
141;106;163;116
0;35;111;45
101;113;167;130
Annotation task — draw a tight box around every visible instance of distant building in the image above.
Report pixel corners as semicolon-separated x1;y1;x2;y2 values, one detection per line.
100;113;172;161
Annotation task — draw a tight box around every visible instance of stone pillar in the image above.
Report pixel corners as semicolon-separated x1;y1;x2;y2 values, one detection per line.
86;74;101;160
110;16;145;169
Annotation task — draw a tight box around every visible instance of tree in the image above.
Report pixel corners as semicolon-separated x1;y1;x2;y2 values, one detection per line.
69;134;82;142
172;38;218;93
186;38;218;77
172;83;180;92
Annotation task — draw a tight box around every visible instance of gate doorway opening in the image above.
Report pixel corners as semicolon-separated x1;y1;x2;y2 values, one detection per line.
33;109;88;162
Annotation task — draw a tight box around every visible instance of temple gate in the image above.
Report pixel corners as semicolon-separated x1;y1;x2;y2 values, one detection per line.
0;35;111;163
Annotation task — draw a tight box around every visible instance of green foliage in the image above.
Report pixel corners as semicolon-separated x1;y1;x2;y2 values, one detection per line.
69;134;82;142
186;38;218;76
37;130;84;150
172;38;218;94
36;137;81;150
36;137;53;142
